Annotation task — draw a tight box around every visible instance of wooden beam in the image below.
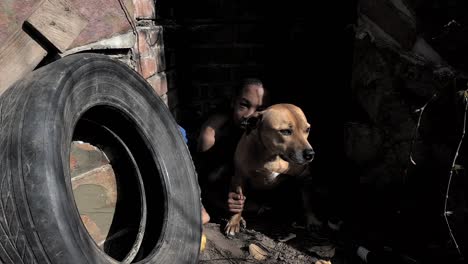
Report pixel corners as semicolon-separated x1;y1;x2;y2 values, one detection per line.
0;29;47;95
25;0;88;53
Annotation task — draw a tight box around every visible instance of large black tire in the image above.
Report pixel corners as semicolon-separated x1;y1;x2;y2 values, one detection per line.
0;53;201;263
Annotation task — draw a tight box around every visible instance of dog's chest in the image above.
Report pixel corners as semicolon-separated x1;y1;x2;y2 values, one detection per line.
248;168;282;189
247;159;288;188
263;158;290;174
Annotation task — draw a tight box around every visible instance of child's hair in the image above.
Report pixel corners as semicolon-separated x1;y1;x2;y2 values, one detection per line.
231;77;269;105
205;78;269;118
232;78;264;98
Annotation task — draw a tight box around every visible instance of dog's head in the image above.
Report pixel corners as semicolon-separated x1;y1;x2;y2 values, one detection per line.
243;104;315;165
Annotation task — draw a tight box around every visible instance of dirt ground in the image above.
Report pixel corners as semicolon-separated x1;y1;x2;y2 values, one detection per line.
70;141;361;263
199;217;357;264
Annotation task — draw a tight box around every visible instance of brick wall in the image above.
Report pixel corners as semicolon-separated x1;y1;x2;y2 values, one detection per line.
154;1;315;142
58;0;171;112
154;1;354;196
169;1;269;134
131;0;169;107
143;0;354;240
65;0;171;114
154;1;180;119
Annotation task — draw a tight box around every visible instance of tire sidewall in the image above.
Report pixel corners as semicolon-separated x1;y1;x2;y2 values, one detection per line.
13;54;201;264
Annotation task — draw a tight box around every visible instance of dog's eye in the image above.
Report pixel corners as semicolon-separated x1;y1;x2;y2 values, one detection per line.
279;129;292;136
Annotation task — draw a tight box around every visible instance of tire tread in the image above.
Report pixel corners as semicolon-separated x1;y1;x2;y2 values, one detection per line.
0;86;37;264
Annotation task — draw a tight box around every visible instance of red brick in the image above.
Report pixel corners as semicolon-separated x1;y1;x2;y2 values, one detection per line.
133;26;165;77
138;56;158;78
75;142;97;151
133;0;155;20
70;141;109;177
80;214;106;245
136;30;151;56
135;27;162;55
72;164;117;207
146;72;168;95
70;155;78;171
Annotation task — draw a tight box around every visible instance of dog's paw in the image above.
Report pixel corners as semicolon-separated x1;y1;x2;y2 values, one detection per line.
240;217;246;229
224;221;240;237
224;215;246;237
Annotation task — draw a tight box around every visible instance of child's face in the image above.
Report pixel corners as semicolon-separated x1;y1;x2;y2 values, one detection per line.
232;84;267;125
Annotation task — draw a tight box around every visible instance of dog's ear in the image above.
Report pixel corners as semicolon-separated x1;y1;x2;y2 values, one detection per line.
240;112;263;135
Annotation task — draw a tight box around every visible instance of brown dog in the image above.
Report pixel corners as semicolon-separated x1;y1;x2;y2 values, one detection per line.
225;103;320;236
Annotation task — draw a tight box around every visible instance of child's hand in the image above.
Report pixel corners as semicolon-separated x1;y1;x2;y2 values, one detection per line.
227;188;246;213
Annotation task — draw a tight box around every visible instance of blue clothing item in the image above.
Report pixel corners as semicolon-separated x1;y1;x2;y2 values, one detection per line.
178;125;188;144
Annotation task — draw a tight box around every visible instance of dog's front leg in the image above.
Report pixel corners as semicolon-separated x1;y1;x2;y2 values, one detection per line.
225;179;246;236
300;173;323;231
225;210;245;237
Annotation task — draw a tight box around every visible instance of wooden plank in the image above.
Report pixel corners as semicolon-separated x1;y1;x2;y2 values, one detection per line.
0;29;47;95
0;0;43;47
25;0;88;52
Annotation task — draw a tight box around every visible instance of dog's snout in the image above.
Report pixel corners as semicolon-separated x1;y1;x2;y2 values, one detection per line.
303;149;315;161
